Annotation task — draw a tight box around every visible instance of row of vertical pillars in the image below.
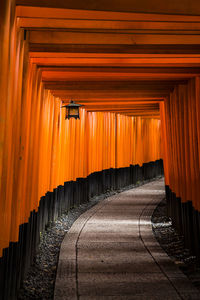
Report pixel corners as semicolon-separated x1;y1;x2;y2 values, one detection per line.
0;160;163;300
166;187;200;260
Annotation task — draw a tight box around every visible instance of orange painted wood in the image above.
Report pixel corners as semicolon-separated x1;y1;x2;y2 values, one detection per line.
15;6;200;23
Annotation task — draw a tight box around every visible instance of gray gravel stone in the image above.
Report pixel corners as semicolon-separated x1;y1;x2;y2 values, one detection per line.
17;185;137;300
17;178;161;300
152;198;200;292
17;195;111;300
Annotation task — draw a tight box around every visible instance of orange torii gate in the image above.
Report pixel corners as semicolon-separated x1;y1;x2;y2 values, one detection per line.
1;1;200;299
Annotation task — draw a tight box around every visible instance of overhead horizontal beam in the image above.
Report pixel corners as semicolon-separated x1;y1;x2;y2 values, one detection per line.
119;112;160;116
48;86;171;93
41;72;196;81
29;30;200;45
51;89;166;96
87;109;160;115
29;44;200;54
48;89;168;97
84;104;159;110
86;106;159;111
87;108;159;112
19;18;200;32
86;110;160;114
16;6;200;22
15;4;200;19
43;80;185;90
40;67;200;73
29;52;200;58
86;111;160;114
31;56;200;68
76;102;160;106
61;99;162;104
40;68;199;83
47;79;186;85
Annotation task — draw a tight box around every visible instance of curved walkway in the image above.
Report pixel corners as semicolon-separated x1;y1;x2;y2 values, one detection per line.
54;179;199;300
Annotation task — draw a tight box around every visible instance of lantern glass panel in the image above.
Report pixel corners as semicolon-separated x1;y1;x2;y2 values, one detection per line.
69;107;79;116
67;108;69;118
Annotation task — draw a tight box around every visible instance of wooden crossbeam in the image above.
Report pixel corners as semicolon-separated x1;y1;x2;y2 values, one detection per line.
43;80;185;90
30;56;200;68
19;18;200;32
29;44;200;54
15;5;200;116
29;30;200;45
15;6;200;22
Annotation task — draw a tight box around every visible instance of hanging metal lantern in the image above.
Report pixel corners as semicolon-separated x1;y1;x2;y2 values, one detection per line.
62;100;82;119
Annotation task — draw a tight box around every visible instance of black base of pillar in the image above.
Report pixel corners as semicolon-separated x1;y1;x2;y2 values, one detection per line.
166;186;200;260
0;159;163;300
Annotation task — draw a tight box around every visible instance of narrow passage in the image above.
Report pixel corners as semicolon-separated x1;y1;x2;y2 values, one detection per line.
54;179;199;300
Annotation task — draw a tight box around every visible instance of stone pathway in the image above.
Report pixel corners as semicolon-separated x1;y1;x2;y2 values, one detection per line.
54;178;200;299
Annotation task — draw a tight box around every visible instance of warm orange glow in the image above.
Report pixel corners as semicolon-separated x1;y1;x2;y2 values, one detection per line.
160;78;200;210
0;57;162;256
3;2;200;259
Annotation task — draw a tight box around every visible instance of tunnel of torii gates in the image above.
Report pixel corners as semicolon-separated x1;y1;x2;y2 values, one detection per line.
1;0;200;299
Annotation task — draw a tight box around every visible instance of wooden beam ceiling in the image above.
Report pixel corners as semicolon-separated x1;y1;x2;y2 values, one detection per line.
15;6;200;117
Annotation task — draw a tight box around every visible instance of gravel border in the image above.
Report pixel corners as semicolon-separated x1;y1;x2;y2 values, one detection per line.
17;176;162;300
18;178;161;300
17;192;110;300
152;198;200;292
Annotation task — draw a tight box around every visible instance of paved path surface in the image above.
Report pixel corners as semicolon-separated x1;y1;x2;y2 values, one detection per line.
54;179;200;299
